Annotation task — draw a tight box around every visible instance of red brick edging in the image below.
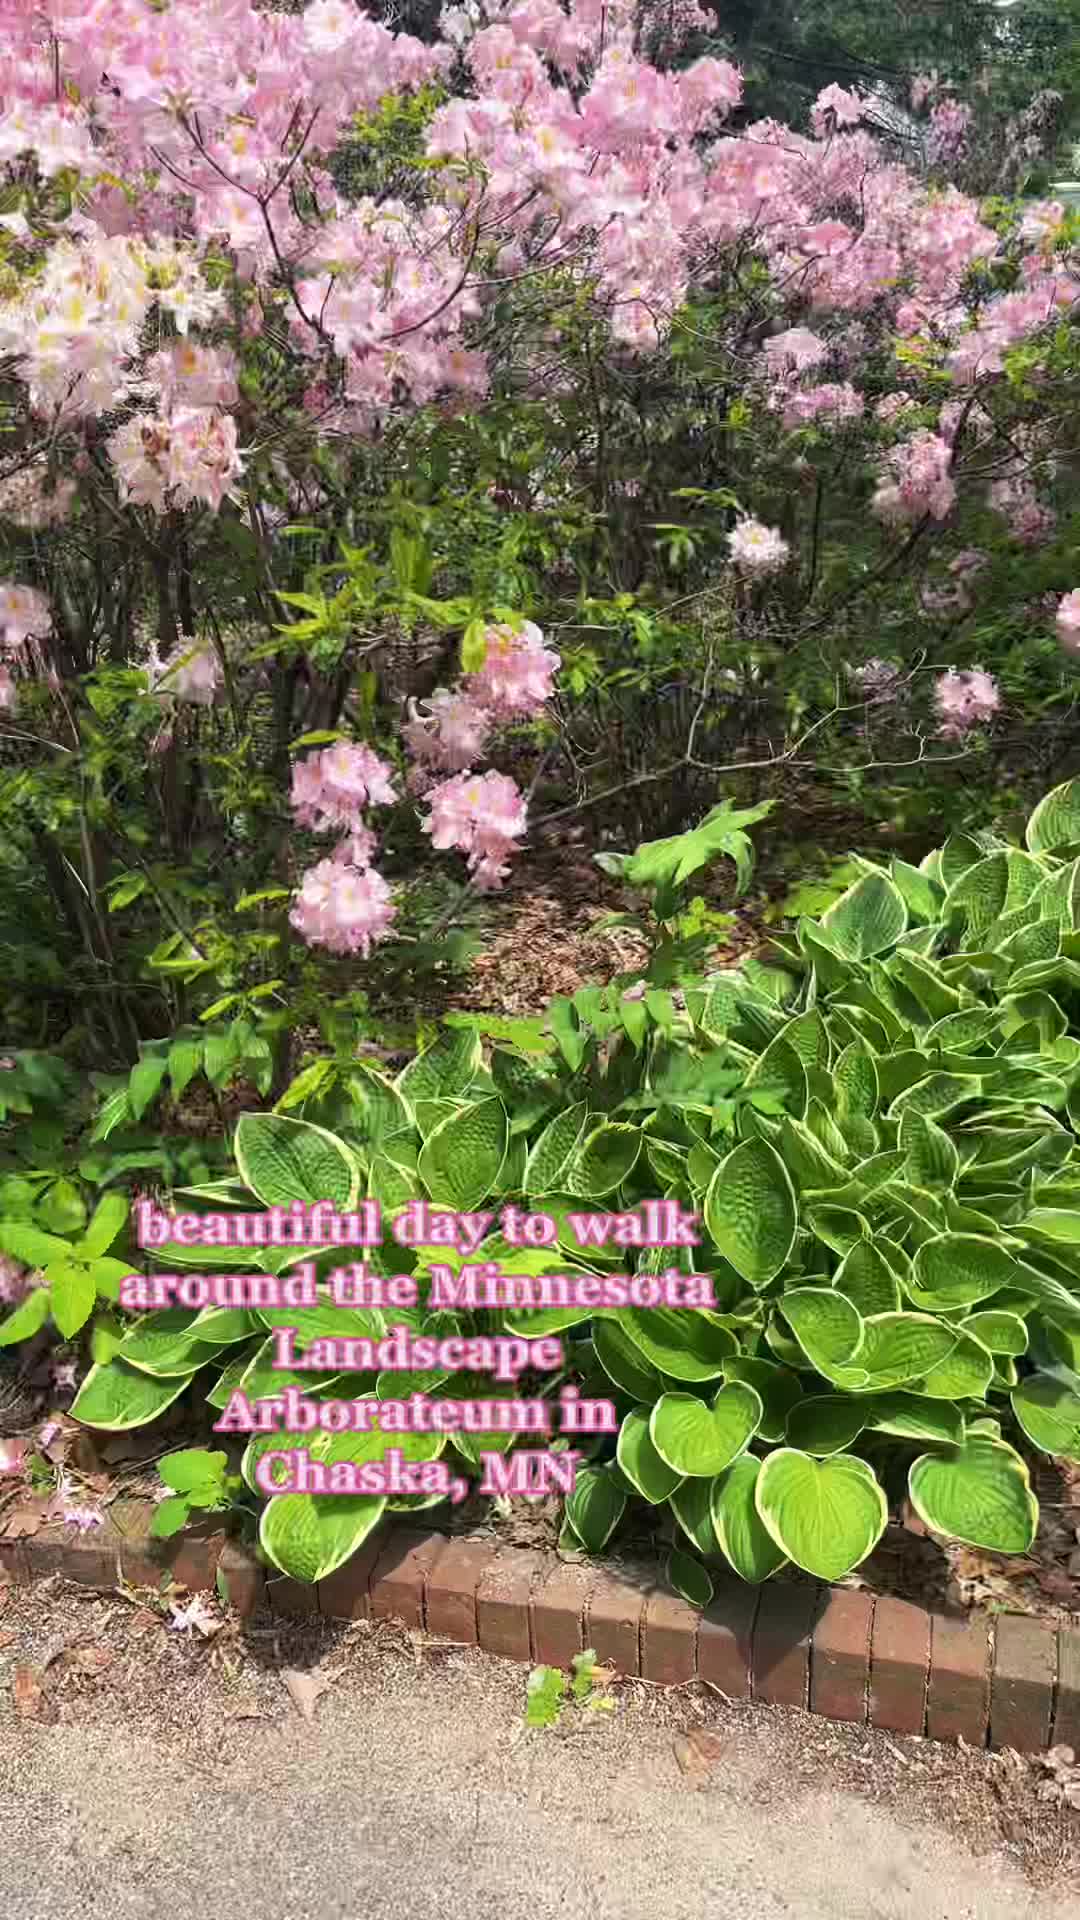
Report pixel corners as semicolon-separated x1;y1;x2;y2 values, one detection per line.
3;1502;1075;1753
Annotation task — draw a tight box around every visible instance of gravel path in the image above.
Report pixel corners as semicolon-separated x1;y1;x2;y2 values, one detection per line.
1;1574;1079;1920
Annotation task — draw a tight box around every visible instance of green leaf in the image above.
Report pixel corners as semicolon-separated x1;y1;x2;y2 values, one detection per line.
832;1313;957;1392
711;1455;788;1583
526;1663;567;1727
704;1140;797;1288
564;1123;641;1198
523;1103;589;1197
668;1477;720;1556
167;1034;204;1101
234;1113;360;1210
755;1450;888;1580
0;1220;74;1267
36;1179;86;1236
649;1384;761;1477
721;1357;802;1443
78;1191;129;1260
0;1285;51;1346
50;1260;96;1338
908;1435;1037;1552
619;1307;737;1381
780;1288;863;1375
961;1311;1027;1357
666;1548;713;1609
128;1054;168;1123
918;1330;995;1401
616;1406;684;1503
159;1448;228;1495
822;873;907;959
868;1394;965;1446
1026;779;1080;855
397;1029;481;1104
832;1243;900;1316
784;1395;868;1456
908;1235;1017;1310
418;1097;508;1210
565;1467;626;1551
1011;1376;1080;1462
70;1359;194;1429
260;1492;387;1583
150;1497;191;1539
593;1320;663;1400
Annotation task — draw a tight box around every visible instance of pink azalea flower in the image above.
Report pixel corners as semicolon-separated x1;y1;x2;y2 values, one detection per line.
422;770;528;889
290;742;397;835
465;621;559;717
727;519;789;574
290;858;396;956
933;668;1001;738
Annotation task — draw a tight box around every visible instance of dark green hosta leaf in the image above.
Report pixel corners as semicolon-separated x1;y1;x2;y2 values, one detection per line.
908;1435;1037;1552
961;1311;1028;1357
566;1467;626;1551
804;1205;868;1257
833;1243;900;1316
887;1075;979;1124
593;1319;663;1399
944;852;1009;935
649;1383;761;1477
756;1450;887;1581
785;1395;868;1456
743;1036;807;1121
831;1313;957;1393
918;1331;995;1402
619;1308;736;1381
71;1359;195;1430
908;1234;1017;1310
704;1139;797;1288
616;1407;684;1504
523;1102;589;1196
666;1548;713;1609
868;1394;964;1446
669;1477;717;1556
721;1357;802;1443
1011;1375;1080;1462
780;1288;863;1376
900;1110;959;1190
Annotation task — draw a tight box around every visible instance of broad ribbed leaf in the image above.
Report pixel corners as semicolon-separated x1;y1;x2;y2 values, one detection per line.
650;1384;761;1477
418;1097;507;1210
822;873;907;959
1011;1375;1080;1461
704;1139;797;1287
617;1407;684;1503
756;1450;887;1580
908;1435;1037;1552
712;1455;788;1583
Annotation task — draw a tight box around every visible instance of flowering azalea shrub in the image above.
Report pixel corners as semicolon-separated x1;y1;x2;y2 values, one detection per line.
2;0;1080;1063
0;778;1072;1594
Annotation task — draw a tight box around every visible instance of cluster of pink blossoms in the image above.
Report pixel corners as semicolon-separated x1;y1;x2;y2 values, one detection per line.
147;637;224;708
422;770;528;891
727;520;790;575
1056;592;1080;657
873;432;956;526
290;741;398;834
405;621;557;782
288;742;399;954
780;382;864;430
108;409;243;514
0;581;52;714
933;669;1001;739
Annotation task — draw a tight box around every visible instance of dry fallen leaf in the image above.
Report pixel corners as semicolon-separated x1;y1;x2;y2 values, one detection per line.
673;1729;721;1786
282;1666;334;1721
67;1645;113;1674
12;1665;45;1719
0;1631;15;1650
3;1502;47;1539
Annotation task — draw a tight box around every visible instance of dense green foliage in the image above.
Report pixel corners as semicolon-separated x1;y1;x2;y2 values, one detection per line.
4;781;1080;1594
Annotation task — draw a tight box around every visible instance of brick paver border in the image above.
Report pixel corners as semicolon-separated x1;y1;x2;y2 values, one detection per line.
3;1503;1075;1753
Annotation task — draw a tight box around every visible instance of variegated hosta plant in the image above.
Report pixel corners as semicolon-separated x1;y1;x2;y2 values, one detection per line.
60;777;1080;1598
